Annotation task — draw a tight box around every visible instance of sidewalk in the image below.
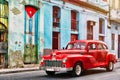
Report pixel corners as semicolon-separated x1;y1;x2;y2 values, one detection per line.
0;64;40;74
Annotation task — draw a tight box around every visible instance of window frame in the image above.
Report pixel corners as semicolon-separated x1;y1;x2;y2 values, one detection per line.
53;6;60;27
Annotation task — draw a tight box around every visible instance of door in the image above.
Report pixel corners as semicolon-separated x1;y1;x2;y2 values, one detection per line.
97;43;107;62
88;43;98;63
118;35;120;58
24;9;39;64
52;32;60;50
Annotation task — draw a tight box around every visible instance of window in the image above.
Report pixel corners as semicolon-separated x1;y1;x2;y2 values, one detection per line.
87;21;94;40
71;10;78;30
111;34;115;50
103;44;108;50
88;43;96;50
71;34;78;41
99;19;105;34
53;6;60;27
98;44;104;50
66;42;86;50
99;19;102;34
99;18;105;41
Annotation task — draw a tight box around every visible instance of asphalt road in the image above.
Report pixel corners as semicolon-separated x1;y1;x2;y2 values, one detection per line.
0;67;120;80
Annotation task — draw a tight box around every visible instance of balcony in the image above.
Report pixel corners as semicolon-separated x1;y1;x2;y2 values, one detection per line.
71;19;78;30
53;17;60;27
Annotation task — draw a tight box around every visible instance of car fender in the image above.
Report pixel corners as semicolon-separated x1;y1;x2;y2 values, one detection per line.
106;53;116;64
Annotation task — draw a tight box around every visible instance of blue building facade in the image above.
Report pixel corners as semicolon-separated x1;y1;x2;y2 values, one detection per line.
43;0;108;56
1;0;115;68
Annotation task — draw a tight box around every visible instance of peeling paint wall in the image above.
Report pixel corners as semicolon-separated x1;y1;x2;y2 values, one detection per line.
8;0;44;67
8;0;24;68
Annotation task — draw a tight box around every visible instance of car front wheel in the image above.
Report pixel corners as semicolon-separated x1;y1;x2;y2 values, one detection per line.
72;63;82;76
106;61;114;71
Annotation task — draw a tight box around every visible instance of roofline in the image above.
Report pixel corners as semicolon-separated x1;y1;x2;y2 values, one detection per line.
63;0;108;15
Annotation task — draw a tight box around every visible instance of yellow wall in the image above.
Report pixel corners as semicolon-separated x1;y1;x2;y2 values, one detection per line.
110;0;120;9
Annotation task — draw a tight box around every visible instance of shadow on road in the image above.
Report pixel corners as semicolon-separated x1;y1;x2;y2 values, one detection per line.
40;68;114;79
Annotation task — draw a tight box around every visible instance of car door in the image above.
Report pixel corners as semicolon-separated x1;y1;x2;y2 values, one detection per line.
97;43;108;62
87;43;98;64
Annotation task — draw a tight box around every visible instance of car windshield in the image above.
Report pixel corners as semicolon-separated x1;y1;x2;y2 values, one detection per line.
66;42;86;50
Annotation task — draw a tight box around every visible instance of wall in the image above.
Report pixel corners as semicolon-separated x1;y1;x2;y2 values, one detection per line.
8;0;24;67
60;8;71;48
43;1;108;50
8;0;43;67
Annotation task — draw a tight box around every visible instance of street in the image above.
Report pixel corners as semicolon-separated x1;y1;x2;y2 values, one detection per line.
0;67;120;80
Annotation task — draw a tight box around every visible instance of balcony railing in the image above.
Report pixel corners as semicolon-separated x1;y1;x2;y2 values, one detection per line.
53;17;60;27
71;19;78;30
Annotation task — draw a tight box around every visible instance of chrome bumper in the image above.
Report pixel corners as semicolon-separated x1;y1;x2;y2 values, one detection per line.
40;66;73;72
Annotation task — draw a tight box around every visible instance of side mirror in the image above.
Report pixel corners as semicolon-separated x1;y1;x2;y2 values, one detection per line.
63;47;65;50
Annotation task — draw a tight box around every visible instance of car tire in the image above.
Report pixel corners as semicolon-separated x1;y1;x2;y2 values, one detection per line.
72;63;82;76
46;71;55;76
106;61;114;71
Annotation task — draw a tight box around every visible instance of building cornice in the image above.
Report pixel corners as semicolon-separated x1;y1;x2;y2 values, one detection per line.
110;17;120;24
63;0;108;15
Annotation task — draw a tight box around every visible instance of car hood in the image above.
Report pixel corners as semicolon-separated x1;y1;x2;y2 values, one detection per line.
43;49;87;60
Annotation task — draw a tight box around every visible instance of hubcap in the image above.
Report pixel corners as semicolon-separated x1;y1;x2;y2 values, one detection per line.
75;65;81;75
109;62;113;70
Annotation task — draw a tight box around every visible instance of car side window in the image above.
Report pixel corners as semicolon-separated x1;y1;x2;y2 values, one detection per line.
103;44;108;50
88;43;96;50
98;44;104;50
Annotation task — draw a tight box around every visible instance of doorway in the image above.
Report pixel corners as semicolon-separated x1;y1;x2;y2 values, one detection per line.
52;32;60;50
24;6;39;64
118;35;120;58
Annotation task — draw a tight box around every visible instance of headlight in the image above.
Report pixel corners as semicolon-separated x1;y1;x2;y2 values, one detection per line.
62;57;67;63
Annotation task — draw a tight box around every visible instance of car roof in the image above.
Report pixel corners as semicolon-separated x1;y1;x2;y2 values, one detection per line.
69;40;106;44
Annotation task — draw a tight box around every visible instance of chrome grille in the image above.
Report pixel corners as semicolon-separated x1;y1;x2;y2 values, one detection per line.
44;60;62;67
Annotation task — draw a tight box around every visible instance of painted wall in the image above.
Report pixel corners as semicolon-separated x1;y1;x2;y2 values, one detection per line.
7;0;119;68
8;0;25;67
60;8;71;48
106;22;120;58
43;1;108;50
43;2;52;49
8;0;43;67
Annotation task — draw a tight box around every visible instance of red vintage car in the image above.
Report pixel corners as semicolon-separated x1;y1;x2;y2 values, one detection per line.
40;40;116;76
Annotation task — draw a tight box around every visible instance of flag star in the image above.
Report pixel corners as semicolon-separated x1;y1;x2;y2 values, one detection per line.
30;11;32;14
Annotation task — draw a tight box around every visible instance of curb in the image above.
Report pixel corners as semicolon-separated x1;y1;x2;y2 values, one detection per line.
0;67;40;74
